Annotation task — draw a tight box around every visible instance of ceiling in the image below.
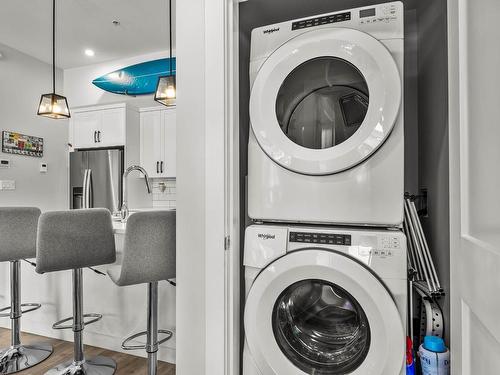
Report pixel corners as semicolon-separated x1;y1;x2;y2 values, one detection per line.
0;0;174;69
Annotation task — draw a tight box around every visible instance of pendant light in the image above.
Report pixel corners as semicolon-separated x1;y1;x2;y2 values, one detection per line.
37;0;70;119
154;0;176;106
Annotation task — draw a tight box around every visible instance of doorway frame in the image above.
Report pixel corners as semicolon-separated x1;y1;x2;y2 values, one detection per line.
176;0;242;374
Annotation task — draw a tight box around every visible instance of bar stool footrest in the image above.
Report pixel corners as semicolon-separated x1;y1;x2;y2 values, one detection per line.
0;303;41;317
121;329;173;351
52;313;102;330
21;302;42;314
0;306;10;317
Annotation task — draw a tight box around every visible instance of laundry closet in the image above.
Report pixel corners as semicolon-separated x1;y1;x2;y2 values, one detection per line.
239;0;449;374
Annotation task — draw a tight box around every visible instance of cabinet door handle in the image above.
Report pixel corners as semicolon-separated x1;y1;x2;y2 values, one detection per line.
94;131;97;143
160;161;164;174
156;161;160;174
97;131;101;143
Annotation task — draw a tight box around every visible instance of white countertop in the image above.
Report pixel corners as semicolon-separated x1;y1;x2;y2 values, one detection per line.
112;207;176;234
113;221;127;234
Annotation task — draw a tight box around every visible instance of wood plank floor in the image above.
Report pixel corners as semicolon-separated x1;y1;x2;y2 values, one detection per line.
0;328;175;374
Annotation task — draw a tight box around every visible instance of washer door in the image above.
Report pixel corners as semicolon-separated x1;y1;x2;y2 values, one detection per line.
244;249;405;375
249;28;401;175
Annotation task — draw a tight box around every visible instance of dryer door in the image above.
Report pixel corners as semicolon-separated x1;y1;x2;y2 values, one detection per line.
244;249;405;375
249;28;401;175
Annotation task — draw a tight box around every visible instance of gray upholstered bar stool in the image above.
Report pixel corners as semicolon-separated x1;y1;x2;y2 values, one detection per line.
0;207;53;374
36;208;117;375
107;211;175;375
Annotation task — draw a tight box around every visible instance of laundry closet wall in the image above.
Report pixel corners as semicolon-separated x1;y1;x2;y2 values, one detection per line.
415;0;450;343
239;0;449;344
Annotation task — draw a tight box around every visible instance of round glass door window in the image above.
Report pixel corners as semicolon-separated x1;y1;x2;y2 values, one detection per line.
276;57;369;150
272;279;371;374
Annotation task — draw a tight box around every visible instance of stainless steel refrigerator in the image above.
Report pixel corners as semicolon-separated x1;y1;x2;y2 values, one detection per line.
70;148;124;213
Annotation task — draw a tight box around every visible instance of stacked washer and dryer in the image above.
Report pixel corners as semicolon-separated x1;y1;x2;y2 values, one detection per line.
243;2;407;375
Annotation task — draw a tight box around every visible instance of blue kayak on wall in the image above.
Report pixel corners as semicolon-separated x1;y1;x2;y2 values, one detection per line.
92;58;176;96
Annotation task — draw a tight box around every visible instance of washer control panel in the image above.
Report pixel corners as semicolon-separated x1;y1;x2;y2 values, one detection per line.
381;235;401;250
362;248;396;257
289;231;352;246
361;235;402;258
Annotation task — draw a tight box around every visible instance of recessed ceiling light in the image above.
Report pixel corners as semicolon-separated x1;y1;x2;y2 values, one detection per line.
84;49;95;57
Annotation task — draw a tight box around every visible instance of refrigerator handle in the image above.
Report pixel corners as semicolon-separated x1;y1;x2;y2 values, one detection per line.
82;169;88;208
94;131;97;143
83;169;93;209
87;169;93;208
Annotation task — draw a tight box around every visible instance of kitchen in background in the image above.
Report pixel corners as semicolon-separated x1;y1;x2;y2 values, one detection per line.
152;179;176;208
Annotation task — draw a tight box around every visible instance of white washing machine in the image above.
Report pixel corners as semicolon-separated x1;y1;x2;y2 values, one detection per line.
243;224;407;375
248;2;404;226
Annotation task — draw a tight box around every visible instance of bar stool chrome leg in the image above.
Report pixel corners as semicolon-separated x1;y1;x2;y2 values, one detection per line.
119;282;172;375
44;269;116;375
147;282;158;375
0;261;53;374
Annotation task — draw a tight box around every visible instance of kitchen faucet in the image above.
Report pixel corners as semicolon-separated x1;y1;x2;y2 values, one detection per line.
120;165;152;222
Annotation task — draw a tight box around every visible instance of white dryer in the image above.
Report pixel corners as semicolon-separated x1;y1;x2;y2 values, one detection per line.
243;224;407;375
248;2;404;226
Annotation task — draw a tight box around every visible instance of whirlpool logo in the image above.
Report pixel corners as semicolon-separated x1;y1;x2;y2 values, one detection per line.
263;27;280;35
258;233;276;240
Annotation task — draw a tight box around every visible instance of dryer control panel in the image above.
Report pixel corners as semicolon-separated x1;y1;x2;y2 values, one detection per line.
292;12;351;30
289;231;352;246
359;2;399;26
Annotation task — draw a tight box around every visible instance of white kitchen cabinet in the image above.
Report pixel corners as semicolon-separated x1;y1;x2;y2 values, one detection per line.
72;111;100;149
70;104;126;149
100;107;125;147
140;107;176;178
162;109;176;178
140;110;163;177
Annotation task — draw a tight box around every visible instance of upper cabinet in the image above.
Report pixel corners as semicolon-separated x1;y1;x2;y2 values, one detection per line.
70;104;126;149
140;107;176;178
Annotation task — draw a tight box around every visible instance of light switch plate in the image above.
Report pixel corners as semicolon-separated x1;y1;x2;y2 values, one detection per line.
40;163;48;173
0;180;16;190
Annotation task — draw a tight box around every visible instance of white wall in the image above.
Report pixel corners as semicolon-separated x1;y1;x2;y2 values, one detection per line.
176;0;229;373
0;43;68;211
64;50;169;108
176;0;207;372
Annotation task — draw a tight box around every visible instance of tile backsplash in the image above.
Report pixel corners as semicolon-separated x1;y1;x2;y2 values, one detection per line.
152;179;176;208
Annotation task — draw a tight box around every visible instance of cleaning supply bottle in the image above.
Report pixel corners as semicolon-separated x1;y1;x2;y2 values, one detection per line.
406;337;416;375
419;336;450;375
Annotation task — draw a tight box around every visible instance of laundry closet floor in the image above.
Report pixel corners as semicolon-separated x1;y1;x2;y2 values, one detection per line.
0;328;175;374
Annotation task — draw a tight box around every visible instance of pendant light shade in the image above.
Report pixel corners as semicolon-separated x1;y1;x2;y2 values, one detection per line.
38;0;70;119
154;0;175;106
154;75;176;106
37;93;70;118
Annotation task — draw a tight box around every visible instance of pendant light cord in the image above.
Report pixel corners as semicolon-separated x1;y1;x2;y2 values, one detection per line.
52;0;56;93
169;0;172;76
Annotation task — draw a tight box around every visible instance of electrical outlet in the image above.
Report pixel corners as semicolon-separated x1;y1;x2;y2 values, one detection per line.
0;180;16;190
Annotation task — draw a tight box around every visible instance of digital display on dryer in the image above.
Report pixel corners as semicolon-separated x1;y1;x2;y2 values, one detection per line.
360;8;376;18
290;232;352;246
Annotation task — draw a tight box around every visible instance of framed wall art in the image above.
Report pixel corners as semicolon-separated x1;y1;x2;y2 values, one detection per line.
2;131;44;157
